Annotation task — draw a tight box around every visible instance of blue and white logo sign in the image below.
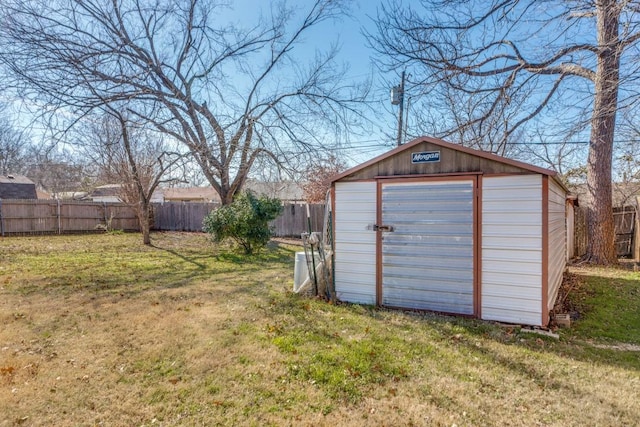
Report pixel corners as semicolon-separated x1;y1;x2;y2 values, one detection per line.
411;151;440;164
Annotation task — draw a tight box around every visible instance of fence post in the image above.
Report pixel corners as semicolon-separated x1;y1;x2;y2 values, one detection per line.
57;199;61;234
635;196;640;262
0;199;4;237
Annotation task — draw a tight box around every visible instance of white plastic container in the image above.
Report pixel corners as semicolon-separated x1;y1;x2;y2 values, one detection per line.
293;251;320;293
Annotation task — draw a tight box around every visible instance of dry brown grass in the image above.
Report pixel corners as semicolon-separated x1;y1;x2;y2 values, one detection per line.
1;232;639;426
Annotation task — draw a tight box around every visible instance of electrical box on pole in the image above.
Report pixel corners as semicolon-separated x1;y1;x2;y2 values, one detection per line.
391;86;402;105
395;71;405;146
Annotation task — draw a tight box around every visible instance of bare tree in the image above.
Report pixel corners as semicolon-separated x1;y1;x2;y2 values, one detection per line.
514;125;587;181
302;154;347;203
616;109;640;178
612;110;640;205
408;81;531;156
0;112;29;176
0;0;367;205
0;104;93;194
27;158;88;196
81;111;184;245
371;0;640;264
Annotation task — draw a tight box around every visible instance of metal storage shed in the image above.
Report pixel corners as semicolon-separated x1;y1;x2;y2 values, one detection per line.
330;136;569;327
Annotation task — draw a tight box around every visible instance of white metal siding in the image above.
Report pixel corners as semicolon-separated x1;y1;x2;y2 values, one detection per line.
334;181;377;304
381;181;474;314
482;175;543;325
548;179;567;312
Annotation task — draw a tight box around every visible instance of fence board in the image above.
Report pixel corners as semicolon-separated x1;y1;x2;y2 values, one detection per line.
270;203;325;237
574;206;587;258
613;206;636;257
1;200;57;234
152;202;219;232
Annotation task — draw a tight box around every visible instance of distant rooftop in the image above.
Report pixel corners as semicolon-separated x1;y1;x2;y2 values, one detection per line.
0;174;34;185
163;187;219;202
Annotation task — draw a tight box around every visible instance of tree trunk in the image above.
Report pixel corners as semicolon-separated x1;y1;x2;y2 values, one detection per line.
140;202;152;246
220;186;234;205
585;1;620;264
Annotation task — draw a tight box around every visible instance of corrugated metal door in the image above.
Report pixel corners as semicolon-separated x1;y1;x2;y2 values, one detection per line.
380;179;475;314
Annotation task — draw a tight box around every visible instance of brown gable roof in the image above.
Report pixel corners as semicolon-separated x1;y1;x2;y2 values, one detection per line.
332;136;559;182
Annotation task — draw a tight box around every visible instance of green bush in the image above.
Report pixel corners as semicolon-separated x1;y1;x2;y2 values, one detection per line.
203;191;283;254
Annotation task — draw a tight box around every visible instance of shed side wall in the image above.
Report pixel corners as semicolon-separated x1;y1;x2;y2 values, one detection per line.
481;175;543;325
334;181;377;304
548;179;567;312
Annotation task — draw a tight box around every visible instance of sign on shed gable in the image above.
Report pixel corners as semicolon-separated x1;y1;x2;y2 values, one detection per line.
411;151;441;164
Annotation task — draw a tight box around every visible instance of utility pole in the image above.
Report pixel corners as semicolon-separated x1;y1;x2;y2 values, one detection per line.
391;71;405;147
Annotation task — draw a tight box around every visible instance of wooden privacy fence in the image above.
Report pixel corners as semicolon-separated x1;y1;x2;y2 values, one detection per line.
0;199;138;235
4;198;639;258
270;203;325;237
613;205;637;257
574;206;587;258
573;201;639;259
0;199;326;238
152;202;326;236
153;202;325;237
152;202;219;232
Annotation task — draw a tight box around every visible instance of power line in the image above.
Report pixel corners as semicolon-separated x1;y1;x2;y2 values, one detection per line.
337;138;640;148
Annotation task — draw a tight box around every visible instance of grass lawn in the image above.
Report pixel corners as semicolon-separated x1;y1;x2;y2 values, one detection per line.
0;232;639;426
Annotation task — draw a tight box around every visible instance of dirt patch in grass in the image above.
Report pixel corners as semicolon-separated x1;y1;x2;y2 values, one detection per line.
1;233;639;426
552;270;593;321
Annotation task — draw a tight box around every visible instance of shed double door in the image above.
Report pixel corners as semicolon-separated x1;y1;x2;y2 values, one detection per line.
378;178;476;315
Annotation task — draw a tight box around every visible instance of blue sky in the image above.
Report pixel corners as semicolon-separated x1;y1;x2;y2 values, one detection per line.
2;0;399;167
2;0;601;173
220;0;401;164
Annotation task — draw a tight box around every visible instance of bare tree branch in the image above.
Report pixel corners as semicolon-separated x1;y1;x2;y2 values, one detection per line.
370;0;640;264
0;0;368;205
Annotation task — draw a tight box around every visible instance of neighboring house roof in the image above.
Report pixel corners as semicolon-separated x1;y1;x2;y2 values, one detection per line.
91;184;122;198
245;179;305;202
163;187;220;202
149;188;164;203
0;174;33;185
159;182;303;203
90;184;123;203
0;174;37;199
56;191;89;200
89;184;164;203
